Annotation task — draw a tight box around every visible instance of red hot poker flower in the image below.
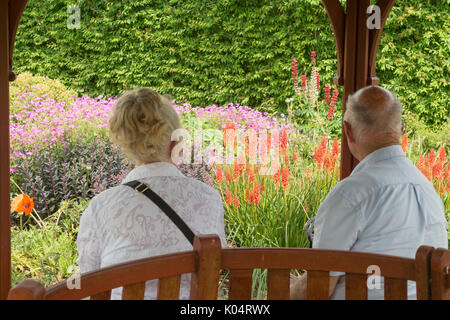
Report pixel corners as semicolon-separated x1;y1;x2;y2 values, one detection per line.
401;134;408;153
438;146;446;163
429;149;436;166
225;189;232;205
281;167;289;189
216;165;223;185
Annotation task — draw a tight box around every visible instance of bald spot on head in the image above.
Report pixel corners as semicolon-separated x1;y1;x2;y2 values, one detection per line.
354;86;396;113
344;86;403;147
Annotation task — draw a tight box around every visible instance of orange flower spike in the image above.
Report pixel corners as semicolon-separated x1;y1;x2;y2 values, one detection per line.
293;150;299;163
245;189;252;204
232;162;241;181
216;165;223;185
253;183;261;205
226;168;232;183
332;137;339;159
320;136;328;149
273;168;280;184
314;145;325;169
401;134;408;153
439;182;445;195
223;122;237;149
432;161;443;182
11;194;34;216
438;146;446;163
248;169;255;184
233;194;240;207
280;129;288;151
429;149;436;166
281;167;289;189
225;189;232;205
445;165;450;180
284;151;289;164
305;168;312;180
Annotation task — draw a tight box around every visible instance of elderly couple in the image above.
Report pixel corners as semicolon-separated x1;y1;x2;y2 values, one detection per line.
76;86;448;300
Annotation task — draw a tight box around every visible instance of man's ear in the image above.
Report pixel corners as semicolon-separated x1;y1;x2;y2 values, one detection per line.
343;121;356;143
401;119;404;133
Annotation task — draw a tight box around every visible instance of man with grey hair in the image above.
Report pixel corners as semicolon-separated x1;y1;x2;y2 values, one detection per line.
291;86;448;300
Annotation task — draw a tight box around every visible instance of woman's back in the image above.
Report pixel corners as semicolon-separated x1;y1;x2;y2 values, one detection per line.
76;162;227;299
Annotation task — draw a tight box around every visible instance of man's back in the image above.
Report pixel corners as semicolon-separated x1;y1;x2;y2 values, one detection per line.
312;145;448;299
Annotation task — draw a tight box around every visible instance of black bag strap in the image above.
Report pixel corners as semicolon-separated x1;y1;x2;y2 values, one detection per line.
123;180;195;245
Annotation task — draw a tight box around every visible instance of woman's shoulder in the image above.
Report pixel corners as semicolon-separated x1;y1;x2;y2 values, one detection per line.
180;176;221;197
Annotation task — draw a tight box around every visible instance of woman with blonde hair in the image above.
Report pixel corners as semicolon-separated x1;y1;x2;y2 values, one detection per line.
76;87;227;299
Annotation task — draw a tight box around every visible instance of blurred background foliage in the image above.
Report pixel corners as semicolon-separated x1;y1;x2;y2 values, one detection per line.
12;0;449;130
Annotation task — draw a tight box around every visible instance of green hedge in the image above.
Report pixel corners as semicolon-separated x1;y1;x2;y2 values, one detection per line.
12;0;449;127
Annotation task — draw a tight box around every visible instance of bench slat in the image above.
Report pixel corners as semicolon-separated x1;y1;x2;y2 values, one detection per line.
122;282;146;300
384;278;407;300
306;270;329;300
345;273;367;300
228;269;252;300
267;269;290;300
157;275;181;300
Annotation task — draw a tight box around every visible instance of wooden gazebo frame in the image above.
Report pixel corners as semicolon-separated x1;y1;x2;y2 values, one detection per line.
0;0;396;299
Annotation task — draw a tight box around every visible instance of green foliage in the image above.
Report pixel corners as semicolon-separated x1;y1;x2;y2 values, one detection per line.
9;72;77;113
13;0;447;127
378;2;450;126
11;199;88;287
403;110;449;153
11;136;133;220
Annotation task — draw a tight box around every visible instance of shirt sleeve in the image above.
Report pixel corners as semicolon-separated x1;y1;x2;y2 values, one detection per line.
312;189;362;251
76;199;102;273
312;189;363;277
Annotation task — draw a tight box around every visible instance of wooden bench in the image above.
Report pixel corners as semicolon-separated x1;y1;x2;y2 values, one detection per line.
7;235;449;300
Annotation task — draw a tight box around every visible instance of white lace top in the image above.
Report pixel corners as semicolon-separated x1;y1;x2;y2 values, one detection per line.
76;162;227;299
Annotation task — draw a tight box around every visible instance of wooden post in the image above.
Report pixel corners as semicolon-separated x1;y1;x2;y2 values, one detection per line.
0;0;11;300
323;0;396;179
190;235;222;300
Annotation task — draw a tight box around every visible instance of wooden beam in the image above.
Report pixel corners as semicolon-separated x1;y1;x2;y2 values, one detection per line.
322;0;345;86
340;0;359;179
8;0;29;81
324;0;395;179
0;0;11;300
368;0;396;84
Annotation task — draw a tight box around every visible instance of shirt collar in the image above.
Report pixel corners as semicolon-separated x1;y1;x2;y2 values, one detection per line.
351;145;404;176
121;162;185;183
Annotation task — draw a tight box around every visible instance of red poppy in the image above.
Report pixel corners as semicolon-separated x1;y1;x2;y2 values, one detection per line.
11;194;34;216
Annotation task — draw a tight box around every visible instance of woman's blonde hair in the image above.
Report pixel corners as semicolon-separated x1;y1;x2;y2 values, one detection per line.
109;87;181;164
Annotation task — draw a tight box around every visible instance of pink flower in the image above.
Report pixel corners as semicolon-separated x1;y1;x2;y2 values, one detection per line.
327;86;339;121
292;58;300;94
324;83;331;105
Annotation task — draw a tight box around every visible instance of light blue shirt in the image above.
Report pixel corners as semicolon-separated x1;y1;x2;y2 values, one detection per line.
312;145;448;300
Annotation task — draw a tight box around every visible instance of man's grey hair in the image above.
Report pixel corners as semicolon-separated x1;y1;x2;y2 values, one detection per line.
343;86;403;142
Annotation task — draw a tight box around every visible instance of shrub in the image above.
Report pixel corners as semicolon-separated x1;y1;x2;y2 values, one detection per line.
11;199;88;287
9;72;78;113
13;0;449;127
11;136;133;220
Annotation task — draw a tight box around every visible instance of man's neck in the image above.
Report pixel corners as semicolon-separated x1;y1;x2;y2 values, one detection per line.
358;142;400;162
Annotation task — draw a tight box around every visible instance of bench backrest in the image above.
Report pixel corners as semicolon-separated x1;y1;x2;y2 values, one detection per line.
7;235;447;300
